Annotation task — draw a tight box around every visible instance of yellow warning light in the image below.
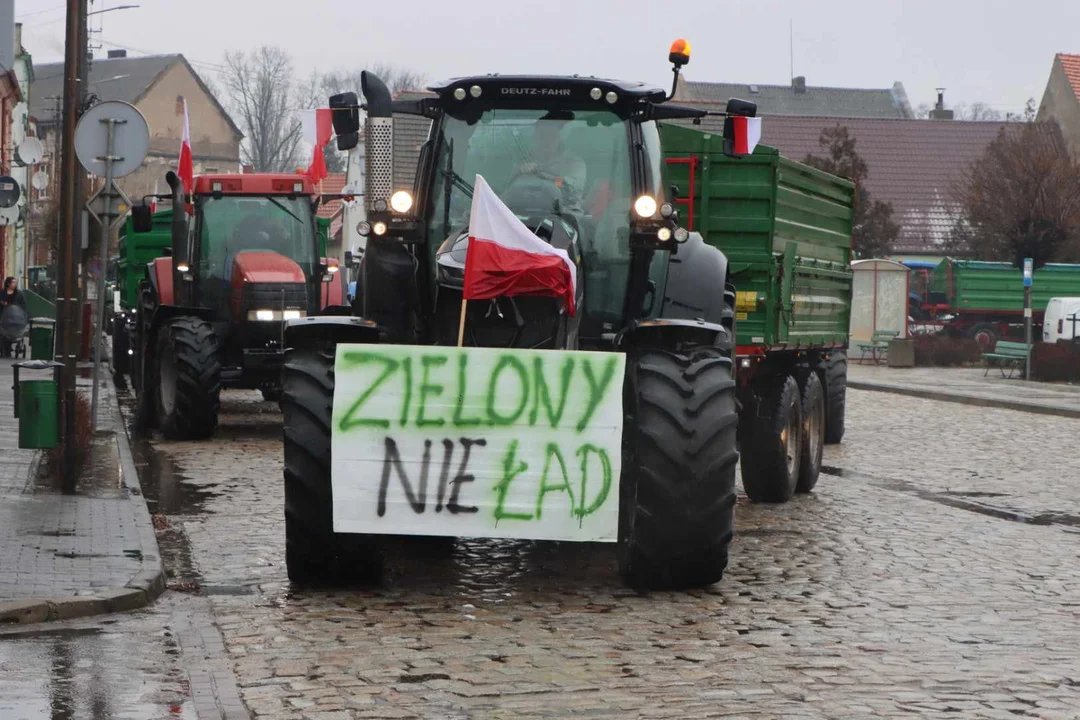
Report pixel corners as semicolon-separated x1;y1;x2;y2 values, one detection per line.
669;38;691;66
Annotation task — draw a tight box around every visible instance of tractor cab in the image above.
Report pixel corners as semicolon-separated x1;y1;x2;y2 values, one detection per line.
332;40;758;350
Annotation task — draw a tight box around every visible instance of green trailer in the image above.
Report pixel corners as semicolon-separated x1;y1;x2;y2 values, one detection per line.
925;258;1080;348
661;123;855;501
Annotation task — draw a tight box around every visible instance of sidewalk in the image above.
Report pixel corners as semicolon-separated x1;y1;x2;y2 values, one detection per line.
0;354;165;624
848;363;1080;419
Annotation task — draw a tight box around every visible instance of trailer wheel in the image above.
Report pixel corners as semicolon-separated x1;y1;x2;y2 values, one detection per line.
112;319;130;377
969;323;999;351
740;374;802;503
260;386;282;404
619;346;739;590
282;346;383;586
155;316;221;440
823;351;847;444
795;369;825;493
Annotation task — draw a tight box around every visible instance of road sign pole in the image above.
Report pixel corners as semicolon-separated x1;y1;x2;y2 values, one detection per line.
1023;258;1033;381
90;118;123;432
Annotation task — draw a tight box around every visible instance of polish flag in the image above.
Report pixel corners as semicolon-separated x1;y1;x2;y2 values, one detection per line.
301;109;334;184
150;180;159;213
463;175;577;316
730;115;762;155
177;99;193;197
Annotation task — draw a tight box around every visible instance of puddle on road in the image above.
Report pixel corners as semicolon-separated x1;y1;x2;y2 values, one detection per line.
821;466;1080;528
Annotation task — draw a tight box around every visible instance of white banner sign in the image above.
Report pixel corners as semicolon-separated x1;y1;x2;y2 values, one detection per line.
331;345;625;542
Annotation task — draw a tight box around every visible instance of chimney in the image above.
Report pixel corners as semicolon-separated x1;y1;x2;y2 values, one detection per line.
108;49;127;59
929;87;954;120
792;76;807;94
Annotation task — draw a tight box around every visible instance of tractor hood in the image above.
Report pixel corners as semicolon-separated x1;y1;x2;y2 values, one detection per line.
230;251;306;286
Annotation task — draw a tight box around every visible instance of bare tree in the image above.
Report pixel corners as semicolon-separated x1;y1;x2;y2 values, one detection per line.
804;125;899;258
223;47;313;172
954;123;1080;268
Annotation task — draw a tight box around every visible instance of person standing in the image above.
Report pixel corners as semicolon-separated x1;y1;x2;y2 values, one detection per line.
1;277;27;358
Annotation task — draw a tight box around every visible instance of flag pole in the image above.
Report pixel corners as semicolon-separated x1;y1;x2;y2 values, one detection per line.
456;299;468;347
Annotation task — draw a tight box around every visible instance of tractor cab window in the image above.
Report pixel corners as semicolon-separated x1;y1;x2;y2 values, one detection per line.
429;108;634;321
197;196;318;284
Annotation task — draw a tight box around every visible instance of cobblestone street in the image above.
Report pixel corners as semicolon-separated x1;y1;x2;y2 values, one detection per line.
4;387;1080;719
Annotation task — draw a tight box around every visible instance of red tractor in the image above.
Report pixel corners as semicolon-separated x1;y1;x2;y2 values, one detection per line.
129;171;344;439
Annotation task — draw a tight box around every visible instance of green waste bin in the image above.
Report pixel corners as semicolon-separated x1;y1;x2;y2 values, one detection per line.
30;318;55;361
13;360;63;449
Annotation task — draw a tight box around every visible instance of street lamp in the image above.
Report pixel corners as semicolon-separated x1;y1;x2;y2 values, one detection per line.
87;5;141;17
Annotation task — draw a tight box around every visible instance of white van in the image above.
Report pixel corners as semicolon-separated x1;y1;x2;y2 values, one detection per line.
1043;297;1080;343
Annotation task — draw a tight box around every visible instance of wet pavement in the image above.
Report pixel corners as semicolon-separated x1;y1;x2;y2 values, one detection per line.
2;385;1079;718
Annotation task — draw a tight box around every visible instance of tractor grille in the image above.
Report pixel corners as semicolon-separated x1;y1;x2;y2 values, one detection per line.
240;283;308;312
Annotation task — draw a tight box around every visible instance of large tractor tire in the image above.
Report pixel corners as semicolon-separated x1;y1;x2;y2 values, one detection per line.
740;374;802;503
112;318;130;377
969;322;999;351
795;369;825;494
282;346;383;586
619;346;739;590
155;316;221;440
823;350;848;444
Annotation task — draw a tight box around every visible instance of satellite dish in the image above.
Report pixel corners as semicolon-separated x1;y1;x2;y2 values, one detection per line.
74;101;150;178
15;137;44;167
32;172;49;191
0;206;19;227
0;177;20;208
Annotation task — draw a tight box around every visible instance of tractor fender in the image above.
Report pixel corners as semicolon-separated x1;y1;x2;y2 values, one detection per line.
284;316;381;349
658;232;730;326
148;305;215;338
146;257;174;305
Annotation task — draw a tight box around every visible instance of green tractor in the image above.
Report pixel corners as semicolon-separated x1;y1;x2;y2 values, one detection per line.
282;42;757;590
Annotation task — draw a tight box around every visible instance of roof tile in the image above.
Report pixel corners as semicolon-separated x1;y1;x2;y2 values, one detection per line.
1058;53;1080;102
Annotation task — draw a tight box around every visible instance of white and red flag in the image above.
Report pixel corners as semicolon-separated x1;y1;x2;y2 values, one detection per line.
730;115;762;155
177;98;193;197
301;108;334;184
463;175;577;316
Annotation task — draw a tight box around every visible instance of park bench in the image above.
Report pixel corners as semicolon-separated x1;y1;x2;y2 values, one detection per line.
857;330;899;365
983;340;1030;378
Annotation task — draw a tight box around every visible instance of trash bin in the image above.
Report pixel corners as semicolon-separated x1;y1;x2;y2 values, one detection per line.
30;317;55;361
12;360;64;449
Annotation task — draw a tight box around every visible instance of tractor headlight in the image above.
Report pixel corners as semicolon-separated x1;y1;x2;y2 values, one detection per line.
674;227;690;242
248;309;308;321
390;190;414;214
634;195;658;218
282;310;303;321
659;202;674;218
254;310;274;321
373;221;387;236
657;227;672;242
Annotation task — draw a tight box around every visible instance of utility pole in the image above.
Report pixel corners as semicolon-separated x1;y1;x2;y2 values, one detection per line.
55;0;87;492
1023;257;1033;381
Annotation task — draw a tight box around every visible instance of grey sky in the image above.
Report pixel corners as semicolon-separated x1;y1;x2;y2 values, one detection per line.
18;0;1080;116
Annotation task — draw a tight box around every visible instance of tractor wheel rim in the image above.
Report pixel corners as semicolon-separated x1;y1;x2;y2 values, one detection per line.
159;351;177;417
807;391;823;466
783;402;799;479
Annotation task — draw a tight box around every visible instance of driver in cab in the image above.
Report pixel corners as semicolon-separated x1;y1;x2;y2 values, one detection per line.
510;120;586;211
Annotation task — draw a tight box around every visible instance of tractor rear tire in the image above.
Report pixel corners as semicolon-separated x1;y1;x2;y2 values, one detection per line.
155;316;221;440
795;369;825;494
112;319;130;377
282;346;383;586
969;322;999;351
619;346;739;591
740;374;802;503
823;350;848;444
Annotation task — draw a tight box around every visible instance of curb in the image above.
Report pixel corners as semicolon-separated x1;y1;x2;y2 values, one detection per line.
0;363;167;626
849;380;1080;420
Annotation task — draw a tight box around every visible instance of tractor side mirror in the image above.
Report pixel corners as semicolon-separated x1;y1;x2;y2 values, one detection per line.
131;204;153;233
330;92;360;151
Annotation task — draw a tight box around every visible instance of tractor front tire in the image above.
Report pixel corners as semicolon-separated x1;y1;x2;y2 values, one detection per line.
282;346;383;586
740;374;802;503
619;346;739;591
155;316;221;440
823;350;848;444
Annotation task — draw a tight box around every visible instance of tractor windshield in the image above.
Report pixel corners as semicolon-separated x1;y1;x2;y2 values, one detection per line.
197;195;318;284
429;108;636;320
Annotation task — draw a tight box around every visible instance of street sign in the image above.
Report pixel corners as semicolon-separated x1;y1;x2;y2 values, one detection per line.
86;180;132;229
74;101;150;178
1023;257;1033;287
0;176;20;208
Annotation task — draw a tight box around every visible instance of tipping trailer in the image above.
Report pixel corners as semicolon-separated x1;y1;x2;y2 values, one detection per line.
661;125;855;501
916;258;1080;348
